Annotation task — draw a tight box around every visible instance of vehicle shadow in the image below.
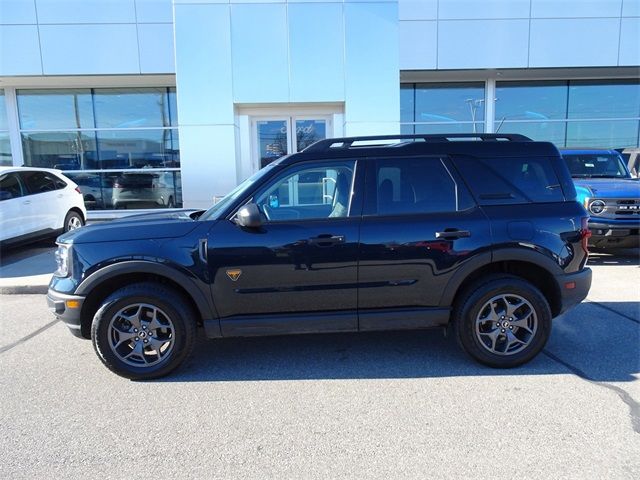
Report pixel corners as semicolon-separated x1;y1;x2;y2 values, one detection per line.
162;300;639;384
588;248;640;266
0;240;57;278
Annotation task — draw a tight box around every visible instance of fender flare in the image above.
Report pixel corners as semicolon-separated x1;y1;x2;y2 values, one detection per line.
76;260;215;321
439;247;563;307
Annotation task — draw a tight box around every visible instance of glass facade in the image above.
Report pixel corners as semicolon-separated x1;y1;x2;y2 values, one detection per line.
0;91;11;166
495;80;640;147
16;87;180;210
400;83;486;135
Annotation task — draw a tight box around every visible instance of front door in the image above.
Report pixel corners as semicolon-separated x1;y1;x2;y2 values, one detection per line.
208;158;362;337
253;116;332;169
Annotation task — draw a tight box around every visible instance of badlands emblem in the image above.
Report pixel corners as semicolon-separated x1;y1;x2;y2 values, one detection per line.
226;269;242;281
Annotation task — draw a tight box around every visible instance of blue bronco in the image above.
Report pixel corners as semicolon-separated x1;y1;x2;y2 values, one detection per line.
560;148;640;249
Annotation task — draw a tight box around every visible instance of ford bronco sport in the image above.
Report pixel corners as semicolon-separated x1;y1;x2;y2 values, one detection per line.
48;134;592;379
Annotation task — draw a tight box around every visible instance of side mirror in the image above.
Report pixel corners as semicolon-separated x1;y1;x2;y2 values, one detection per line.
235;203;262;228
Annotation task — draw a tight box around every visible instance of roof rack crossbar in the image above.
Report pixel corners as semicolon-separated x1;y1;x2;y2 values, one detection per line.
303;133;533;153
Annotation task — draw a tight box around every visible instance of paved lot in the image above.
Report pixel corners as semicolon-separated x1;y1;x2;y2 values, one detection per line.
0;248;638;479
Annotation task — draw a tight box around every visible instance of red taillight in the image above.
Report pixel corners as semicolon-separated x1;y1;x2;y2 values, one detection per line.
580;217;591;253
74;186;82;194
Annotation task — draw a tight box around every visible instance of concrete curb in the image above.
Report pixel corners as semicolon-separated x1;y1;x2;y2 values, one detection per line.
0;285;49;295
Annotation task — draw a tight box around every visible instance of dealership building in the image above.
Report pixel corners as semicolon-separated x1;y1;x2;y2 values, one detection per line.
1;0;639;214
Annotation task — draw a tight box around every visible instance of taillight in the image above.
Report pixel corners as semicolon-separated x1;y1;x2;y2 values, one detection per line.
580;217;591;254
75;186;82;194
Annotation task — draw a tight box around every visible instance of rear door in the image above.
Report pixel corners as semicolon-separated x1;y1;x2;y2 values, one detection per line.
0;172;31;240
20;170;67;230
357;156;491;330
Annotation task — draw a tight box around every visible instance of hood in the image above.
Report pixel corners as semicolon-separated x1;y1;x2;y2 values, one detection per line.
573;178;640;198
58;209;204;244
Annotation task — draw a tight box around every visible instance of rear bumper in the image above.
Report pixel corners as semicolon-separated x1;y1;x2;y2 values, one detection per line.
47;289;86;338
555;268;592;315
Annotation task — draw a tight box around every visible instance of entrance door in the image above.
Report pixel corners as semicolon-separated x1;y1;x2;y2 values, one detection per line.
253;116;332;169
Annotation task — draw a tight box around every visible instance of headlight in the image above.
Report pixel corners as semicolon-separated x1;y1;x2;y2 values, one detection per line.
589;199;606;215
54;244;71;277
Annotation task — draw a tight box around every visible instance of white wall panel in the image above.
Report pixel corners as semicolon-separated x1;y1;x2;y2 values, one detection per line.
622;0;640;16
135;0;173;23
0;25;42;75
231;3;289;103
399;0;437;20
0;0;37;24
529;18;620;67
288;2;344;102
439;0;530;20
138;23;175;73
531;0;622;18
174;3;233;125
344;2;399;123
39;24;140;74
619;17;640;65
399;20;437;70
179;125;238;208
438;19;529;69
35;0;136;24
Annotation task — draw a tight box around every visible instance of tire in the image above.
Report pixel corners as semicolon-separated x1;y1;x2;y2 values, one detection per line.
453;275;551;368
91;283;196;380
63;210;84;233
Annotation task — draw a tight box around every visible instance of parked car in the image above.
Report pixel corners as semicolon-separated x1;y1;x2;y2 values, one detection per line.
0;167;86;246
112;172;178;209
48;134;592;380
560;148;640;249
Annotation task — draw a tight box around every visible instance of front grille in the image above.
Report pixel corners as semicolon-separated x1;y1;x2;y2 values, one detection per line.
592;198;640;219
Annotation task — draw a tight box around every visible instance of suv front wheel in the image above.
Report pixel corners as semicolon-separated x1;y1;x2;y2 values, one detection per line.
453;276;551;368
91;283;196;380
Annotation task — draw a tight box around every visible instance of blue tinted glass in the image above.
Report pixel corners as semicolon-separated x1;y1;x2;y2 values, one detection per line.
568;81;640;119
93;88;170;128
415;123;485;134
566;120;639;148
257;120;288;168
295;119;326;151
96;129;179;169
17;89;94;130
0;91;8;131
21;131;97;169
499;121;566;146
495;82;568;121
400;84;414;123
401;124;415;135
168;87;178;126
0;132;11;166
415;83;485;122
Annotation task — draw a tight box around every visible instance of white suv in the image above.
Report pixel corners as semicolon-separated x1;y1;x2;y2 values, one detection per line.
0;167;87;246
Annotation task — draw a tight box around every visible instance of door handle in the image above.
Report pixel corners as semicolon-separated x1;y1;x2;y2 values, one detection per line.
57;194;64;198
22;200;31;205
308;234;345;247
435;229;471;240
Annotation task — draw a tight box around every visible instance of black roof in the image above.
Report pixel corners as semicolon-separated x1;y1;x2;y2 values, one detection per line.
280;134;560;164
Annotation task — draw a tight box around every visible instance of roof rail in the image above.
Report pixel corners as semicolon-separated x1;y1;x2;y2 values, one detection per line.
303;133;533;153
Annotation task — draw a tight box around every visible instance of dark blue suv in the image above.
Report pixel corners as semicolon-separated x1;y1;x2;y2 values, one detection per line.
48;134;592;379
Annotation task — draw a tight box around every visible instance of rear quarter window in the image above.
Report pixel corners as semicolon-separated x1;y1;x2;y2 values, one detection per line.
451;155;564;205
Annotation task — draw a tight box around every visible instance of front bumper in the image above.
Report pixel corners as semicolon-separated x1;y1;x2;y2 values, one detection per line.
555;268;592;315
47;289;86;338
588;220;640;248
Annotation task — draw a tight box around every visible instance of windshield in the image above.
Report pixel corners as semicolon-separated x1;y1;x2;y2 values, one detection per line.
199;163;277;221
563;153;630;179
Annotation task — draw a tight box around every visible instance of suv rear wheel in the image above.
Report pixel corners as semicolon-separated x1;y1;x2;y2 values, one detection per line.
91;283;196;380
453;276;551;368
63;210;84;233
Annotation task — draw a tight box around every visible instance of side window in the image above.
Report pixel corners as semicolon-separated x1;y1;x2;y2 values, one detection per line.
21;171;60;195
254;160;356;221
370;157;470;216
0;173;24;201
452;156;563;204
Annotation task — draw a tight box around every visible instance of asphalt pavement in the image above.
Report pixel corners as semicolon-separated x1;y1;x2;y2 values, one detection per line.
0;245;638;479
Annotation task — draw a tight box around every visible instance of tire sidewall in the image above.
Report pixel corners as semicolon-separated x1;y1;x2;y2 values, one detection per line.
64;211;84;233
91;286;194;380
455;277;552;368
